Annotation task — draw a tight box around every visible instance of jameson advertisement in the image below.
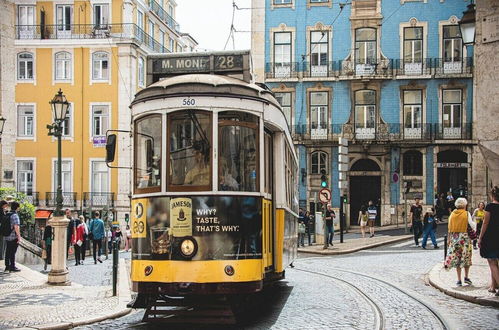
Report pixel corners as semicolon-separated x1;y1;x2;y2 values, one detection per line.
133;196;262;260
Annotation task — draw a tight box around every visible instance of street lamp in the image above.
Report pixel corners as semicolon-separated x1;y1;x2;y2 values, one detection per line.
0;116;6;142
47;89;70;216
459;2;476;46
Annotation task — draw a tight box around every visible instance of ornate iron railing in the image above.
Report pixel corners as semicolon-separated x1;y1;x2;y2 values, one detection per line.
45;192;77;207
83;192;115;208
149;0;180;32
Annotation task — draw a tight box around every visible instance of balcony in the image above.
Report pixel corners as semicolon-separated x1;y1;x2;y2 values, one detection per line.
83;192;115;208
394;58;432;76
24;192;40;206
15;24;169;53
302;61;339;78
434;57;473;76
265;62;300;79
149;0;180;33
45;192;77;208
434;123;472;140
339;59;393;78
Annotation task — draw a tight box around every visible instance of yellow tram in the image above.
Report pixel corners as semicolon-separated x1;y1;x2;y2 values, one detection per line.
108;51;298;307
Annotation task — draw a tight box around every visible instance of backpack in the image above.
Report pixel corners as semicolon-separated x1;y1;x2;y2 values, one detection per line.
0;212;14;237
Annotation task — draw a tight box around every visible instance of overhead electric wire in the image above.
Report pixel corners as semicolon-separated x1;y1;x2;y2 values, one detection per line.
224;1;238;50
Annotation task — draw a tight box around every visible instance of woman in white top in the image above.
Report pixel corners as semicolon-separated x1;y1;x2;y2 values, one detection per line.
125;225;132;252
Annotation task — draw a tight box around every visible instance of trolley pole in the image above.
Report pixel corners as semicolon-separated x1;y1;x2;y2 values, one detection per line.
339;195;344;243
322;203;327;250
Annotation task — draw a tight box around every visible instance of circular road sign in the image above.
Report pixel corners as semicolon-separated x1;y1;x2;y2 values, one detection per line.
319;188;332;204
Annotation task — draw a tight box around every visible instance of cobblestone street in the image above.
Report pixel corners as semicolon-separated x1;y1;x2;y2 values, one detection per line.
79;233;499;330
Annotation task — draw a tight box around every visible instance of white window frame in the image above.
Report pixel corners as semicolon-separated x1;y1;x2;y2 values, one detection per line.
16;103;36;140
160;29;166;50
15;158;36;195
310;91;328;139
17;5;36;39
148;19;155;48
90;50;110;84
138;56;145;88
55;4;73;38
275;92;292;127
89;102;111;141
311;151;327;175
51;158;73;193
403;90;423;139
54;51;73;82
310;30;329;77
17;51;35;83
89;158;110;193
354;89;376;139
93;3;110;27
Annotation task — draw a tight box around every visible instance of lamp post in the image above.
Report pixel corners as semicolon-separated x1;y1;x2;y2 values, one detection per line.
47;89;70;285
459;2;476;46
47;89;70;216
0;117;5;261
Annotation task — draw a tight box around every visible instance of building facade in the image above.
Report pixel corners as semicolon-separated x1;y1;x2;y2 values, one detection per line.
4;0;196;223
252;0;474;225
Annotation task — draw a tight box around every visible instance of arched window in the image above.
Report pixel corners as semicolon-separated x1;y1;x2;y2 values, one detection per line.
403;150;423;176
354;89;376;139
55;51;71;80
311;151;327;174
17;52;34;80
92;51;109;80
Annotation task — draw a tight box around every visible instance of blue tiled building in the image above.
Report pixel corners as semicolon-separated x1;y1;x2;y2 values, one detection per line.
252;0;474;226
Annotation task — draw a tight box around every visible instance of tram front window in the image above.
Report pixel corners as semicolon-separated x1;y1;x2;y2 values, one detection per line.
135;115;162;192
168;111;212;190
218;112;259;192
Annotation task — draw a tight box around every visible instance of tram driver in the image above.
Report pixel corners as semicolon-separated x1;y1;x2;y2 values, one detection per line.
184;141;210;186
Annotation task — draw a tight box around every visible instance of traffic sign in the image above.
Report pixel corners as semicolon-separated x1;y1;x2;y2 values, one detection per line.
319;188;332;203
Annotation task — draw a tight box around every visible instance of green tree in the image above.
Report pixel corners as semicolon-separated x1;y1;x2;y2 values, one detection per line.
0;188;35;225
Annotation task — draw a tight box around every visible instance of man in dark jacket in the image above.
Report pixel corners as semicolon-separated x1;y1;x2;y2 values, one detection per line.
5;202;21;272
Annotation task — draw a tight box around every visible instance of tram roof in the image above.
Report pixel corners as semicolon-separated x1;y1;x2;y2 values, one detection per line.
131;74;280;108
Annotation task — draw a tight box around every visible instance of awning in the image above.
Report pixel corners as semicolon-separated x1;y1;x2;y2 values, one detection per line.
35;210;53;219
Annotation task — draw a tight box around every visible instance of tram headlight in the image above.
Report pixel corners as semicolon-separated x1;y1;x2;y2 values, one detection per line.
179;237;198;259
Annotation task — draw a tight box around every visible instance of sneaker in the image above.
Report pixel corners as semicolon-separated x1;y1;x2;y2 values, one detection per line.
370;234;374;238
464;278;472;285
98;258;103;263
75;263;79;266
94;260;97;264
9;267;21;272
434;245;439;249
421;246;426;249
456;280;462;286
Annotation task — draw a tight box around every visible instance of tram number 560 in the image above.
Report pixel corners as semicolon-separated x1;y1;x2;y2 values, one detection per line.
182;98;196;106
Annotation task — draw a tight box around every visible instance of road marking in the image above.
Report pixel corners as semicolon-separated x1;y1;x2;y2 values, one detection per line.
391;237;444;248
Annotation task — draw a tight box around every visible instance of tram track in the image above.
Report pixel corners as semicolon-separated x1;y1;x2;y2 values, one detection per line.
294;267;449;330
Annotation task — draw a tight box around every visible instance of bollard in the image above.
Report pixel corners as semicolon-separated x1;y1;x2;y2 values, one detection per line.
443;234;448;261
112;240;119;296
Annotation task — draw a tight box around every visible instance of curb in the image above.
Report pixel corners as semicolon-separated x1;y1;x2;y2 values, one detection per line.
428;263;499;308
298;235;412;255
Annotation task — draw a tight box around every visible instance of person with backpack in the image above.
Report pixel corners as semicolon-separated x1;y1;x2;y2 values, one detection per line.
421;208;439;249
0;200;9;260
88;211;105;264
4;201;21;272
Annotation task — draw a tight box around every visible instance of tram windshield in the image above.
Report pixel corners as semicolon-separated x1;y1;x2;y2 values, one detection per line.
135;115;162;192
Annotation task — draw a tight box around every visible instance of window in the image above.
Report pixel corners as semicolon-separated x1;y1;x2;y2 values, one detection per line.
17;160;34;194
92;52;109;80
138;57;145;87
135;115;162;192
92;105;109;137
355;89;376;139
17;105;34;138
218;112;259;192
17;5;35;38
403;150;423;176
168;111;211;191
55;51;71;80
160;30;166;50
91;161;109;192
443;25;462;62
310;91;328;139
60;105;72;137
17;52;33;80
311;151;327;174
403;90;422;138
53;160;72;193
355;28;376;64
274;0;292;4
310;31;328;76
169;38;174;52
137;11;144;42
273;32;292;77
404;27;423;64
168;4;174;17
93;4;109;27
56;5;72;33
442;89;462;129
275;92;292;126
148;20;155;48
264;132;273;195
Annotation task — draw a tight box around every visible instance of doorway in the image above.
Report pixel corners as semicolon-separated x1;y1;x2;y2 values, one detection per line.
437;150;468;199
350;176;382;226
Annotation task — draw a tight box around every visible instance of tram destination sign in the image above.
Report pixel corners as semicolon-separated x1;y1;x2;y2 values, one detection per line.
151;53;245;75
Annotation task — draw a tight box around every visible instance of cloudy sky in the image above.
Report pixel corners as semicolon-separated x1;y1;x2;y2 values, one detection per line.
176;0;252;51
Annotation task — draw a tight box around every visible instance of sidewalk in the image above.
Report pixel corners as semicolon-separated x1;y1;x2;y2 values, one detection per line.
298;226;412;255
428;253;499;308
0;252;132;329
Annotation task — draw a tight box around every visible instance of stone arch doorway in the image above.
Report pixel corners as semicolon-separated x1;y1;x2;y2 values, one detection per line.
349;158;382;226
437;150;468;199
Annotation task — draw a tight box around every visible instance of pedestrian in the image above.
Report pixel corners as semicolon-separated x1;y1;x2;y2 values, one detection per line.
435;193;445;222
125;224;132;252
88;211;105;264
409;197;423;246
472;202;485;249
115;226;123;250
421;208;439;249
298;220;306;247
65;209;76;259
444;197;476;286
4;201;21;272
478;186;499;296
358;205;368;238
73;216;85;266
446;191;455;215
0;200;10;261
367;200;377;238
106;227;113;254
304;210;312;246
42;221;52;271
323;204;335;248
297;208;304;248
79;215;88;261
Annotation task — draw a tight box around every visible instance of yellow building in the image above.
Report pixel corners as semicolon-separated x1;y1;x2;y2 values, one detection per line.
6;0;197;222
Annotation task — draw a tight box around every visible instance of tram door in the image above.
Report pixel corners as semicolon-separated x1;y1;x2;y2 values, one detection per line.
263;131;274;272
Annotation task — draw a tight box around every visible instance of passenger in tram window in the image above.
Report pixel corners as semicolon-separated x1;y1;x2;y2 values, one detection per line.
219;158;239;191
184;141;210;186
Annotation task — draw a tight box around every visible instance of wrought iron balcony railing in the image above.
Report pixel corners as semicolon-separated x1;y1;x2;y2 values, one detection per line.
45;192;77;207
434;57;473;75
339;59;393;77
149;0;180;32
394;58;433;76
15;24;170;53
265;62;300;79
23;192;39;206
83;192;115;208
433;123;473;140
302;61;340;78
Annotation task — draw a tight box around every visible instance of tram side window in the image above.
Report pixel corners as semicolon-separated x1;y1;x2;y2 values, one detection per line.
218;112;259;192
168;111;212;190
135;115;162;192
